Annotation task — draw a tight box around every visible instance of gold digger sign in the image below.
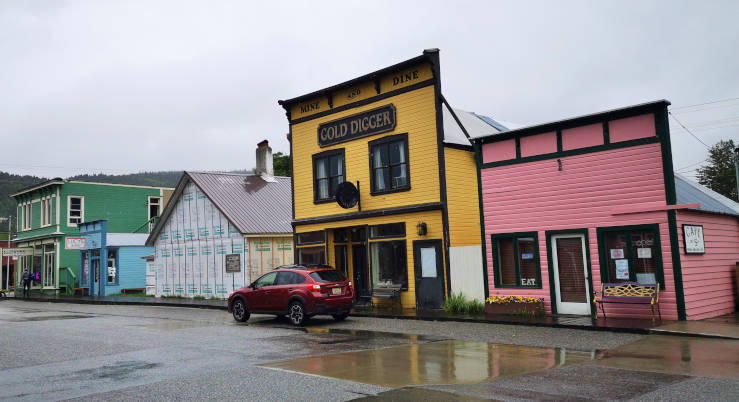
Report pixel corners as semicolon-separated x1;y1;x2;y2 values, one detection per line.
317;104;396;147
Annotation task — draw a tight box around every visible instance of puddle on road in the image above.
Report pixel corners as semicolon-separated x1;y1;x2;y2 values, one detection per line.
261;339;597;388
592;334;739;379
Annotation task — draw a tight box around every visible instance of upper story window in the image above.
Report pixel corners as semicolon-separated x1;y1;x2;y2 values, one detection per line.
312;149;345;203
40;197;53;227
148;196;162;220
369;134;409;194
21;203;32;231
68;196;84;226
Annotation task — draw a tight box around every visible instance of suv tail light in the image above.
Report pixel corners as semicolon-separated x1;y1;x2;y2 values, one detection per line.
310;284;321;292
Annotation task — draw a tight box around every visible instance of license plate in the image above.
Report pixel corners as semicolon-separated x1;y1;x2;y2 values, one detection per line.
331;287;341;295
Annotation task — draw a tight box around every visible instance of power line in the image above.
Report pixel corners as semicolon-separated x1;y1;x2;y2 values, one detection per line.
0;162;128;173
670;102;739;115
676;158;708;171
670;97;739;110
668;111;710;148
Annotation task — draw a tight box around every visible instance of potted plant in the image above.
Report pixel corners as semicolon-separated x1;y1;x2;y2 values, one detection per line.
485;295;544;316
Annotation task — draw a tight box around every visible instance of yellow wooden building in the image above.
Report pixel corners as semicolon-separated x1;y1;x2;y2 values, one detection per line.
279;49;507;308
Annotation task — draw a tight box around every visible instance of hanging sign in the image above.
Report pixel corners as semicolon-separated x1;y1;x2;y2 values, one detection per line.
317;104;396;147
1;248;33;257
65;237;87;250
682;224;705;254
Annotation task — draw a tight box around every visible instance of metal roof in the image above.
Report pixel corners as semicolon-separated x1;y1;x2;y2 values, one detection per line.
146;171;292;245
107;233;149;247
10;178;64;197
441;103;507;146
675;173;739;216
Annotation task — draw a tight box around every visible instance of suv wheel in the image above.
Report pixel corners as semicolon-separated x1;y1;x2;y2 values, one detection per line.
288;301;307;326
232;299;250;322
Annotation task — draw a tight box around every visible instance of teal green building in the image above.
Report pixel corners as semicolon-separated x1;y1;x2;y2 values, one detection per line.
11;179;172;294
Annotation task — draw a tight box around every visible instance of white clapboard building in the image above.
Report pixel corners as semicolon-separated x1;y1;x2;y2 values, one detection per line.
145;141;293;298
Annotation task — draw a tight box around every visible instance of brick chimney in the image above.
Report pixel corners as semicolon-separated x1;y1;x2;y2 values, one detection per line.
255;140;273;176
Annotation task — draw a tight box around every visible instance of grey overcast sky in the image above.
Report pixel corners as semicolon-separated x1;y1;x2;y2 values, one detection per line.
1;1;738;180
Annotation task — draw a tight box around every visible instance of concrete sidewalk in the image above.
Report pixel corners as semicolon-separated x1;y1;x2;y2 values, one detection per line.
7;293;738;340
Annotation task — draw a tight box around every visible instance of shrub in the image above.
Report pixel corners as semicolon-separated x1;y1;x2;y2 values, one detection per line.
442;292;485;314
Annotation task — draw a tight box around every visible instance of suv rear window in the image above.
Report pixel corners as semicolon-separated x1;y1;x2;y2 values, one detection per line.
309;270;345;283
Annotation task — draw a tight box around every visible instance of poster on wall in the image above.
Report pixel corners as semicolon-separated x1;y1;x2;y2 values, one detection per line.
682;225;705;254
615;259;629;279
610;249;624;259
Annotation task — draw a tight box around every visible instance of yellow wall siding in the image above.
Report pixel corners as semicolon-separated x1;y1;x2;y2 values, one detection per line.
291;85;440;220
295;210;445;308
444;147;482;247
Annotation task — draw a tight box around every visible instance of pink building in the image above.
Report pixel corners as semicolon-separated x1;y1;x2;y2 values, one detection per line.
473;100;739;321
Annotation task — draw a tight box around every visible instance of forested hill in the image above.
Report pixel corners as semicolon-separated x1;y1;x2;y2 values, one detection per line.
0;171;48;222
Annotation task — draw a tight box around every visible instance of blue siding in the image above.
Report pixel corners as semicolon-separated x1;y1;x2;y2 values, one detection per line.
103;246;152;295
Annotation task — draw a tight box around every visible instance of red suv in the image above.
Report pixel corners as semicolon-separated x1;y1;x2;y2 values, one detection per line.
228;264;354;326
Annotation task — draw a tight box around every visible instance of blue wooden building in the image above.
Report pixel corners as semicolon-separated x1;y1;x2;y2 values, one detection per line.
78;220;152;296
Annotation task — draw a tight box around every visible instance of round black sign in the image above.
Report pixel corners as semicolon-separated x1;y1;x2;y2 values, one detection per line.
335;182;359;209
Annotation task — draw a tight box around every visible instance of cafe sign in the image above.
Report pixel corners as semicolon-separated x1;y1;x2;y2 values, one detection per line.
682;224;705;254
317;104;396;147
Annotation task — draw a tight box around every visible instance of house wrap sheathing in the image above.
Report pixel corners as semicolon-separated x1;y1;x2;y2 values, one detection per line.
146;163;293;299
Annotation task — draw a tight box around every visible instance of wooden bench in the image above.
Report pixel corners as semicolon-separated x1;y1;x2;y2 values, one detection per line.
121;288;146;294
372;285;402;308
593;282;660;320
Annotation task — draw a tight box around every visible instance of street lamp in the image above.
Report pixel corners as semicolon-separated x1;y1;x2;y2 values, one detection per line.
0;216;10;291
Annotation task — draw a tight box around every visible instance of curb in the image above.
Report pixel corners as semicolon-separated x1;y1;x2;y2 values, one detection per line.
12;296;227;311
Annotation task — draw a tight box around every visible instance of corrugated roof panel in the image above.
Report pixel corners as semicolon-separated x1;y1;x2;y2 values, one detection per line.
675;173;739;216
107;233;149;247
188;172;293;234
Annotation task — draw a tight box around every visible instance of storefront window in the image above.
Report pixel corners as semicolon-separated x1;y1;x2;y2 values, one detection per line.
600;226;663;287
370;134;409;194
296;230;325;245
107;249;117;283
43;244;55;287
313;150;345;202
370;240;407;289
298;246;325;265
492;233;541;288
369;223;405;239
33;246;42;286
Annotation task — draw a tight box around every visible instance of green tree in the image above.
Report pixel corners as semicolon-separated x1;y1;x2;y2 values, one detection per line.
273;152;291;177
696;139;737;201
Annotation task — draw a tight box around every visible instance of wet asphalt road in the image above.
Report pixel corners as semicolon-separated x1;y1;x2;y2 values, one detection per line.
0;300;737;401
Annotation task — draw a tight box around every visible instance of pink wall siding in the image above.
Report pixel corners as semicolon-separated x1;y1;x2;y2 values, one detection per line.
677;210;739;320
480;143;679;319
482;139;516;163
520;132;557;157
561;123;603;151
609;114;656;143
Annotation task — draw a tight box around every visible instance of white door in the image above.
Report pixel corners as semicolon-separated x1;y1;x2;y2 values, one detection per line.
551;234;590;315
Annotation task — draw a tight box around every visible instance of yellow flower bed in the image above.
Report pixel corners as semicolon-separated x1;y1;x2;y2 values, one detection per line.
485;295;543;304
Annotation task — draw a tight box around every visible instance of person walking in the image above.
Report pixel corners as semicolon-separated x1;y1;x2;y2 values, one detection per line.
22;269;31;298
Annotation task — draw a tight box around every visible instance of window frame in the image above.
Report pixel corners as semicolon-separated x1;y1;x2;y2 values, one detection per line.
596;224;665;289
368;133;411;195
491;231;542;289
369;239;408;290
369;222;406;239
106;248;119;284
148;196;162;221
312;148;346;204
21;202;32;231
43;244;55;287
67;195;84;227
